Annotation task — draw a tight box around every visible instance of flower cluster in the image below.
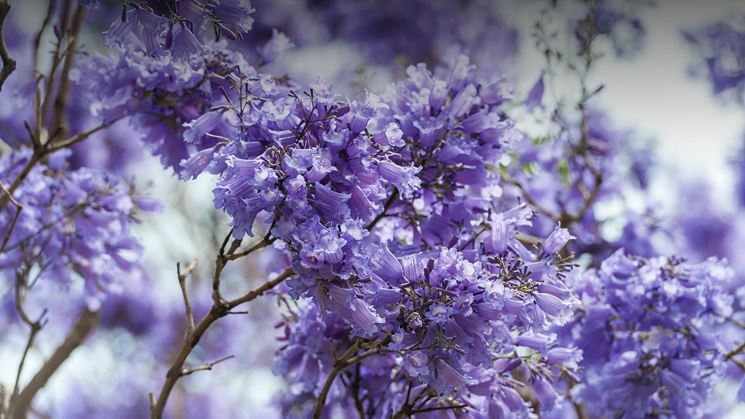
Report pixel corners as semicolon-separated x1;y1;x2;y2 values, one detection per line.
0;147;154;307
246;0;516;71
684;19;745;103
505;108;654;262
559;250;734;418
275;223;580;417
105;0;256;54
79;0;291;170
202;57;585;417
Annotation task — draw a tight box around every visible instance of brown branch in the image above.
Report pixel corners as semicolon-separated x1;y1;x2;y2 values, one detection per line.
0;151;42;210
0;1;16;92
313;341;361;419
47;121;118;152
410;403;469;414
224;235;275;261
180;355;235;377
32;0;56;74
226;268;294;309
38;0;72;132
150;267;294;419
0;120;120;211
349;364;365;419
502;174;560;221
572;401;588;419
211;230;240;305
11;308;100;419
177;259;198;335
725;340;745;361
365;189;398;231
50;5;85;137
1;384;7;418
730;357;745;372
0;180;21;253
10;310;47;411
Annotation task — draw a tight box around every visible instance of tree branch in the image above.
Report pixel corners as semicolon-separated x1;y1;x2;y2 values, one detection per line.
0;1;16;92
226;268;294;309
0;120;121;211
313;341;361;419
50;5;85;137
150;267;294;419
502;174;560;221
177;259;198;335
365;189;398;231
31;0;56;74
224;234;275;261
0;180;22;253
10;310;47;412
180;355;235;377
11;308;100;419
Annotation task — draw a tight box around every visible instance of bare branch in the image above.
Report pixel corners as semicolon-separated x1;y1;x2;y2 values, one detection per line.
50;5;85;137
1;384;7;418
47;121;118;152
0;1;17;92
10;310;47;411
177;259;199;335
0;120;121;211
150;267;294;419
224;235;275;261
313;341;361;419
180;355;235;377
32;0;56;73
227;267;294;309
502;174;560;221
365;189;398;231
0;180;21;253
725;340;745;361
11;308;100;419
411;403;469;414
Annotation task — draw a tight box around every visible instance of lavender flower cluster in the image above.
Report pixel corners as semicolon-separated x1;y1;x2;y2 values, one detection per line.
560;251;734;418
172;53;585;416
685;19;745;103
0;148;152;307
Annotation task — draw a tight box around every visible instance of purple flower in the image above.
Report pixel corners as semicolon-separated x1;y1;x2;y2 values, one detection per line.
542;227;575;255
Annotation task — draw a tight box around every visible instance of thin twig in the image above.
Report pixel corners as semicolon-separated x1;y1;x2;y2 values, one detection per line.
0;180;22;253
725;340;745;361
0;120;120;210
410;403;469;414
731;357;745;372
502;174;560;220
10;310;47;411
0;1;16;92
32;0;56;74
38;0;72;132
0;151;42;210
211;230;238;305
10;308;100;419
177;259;199;335
150;267;294;419
224;235;275;261
313;341;361;419
365;189;398;231
226;268;294;309
47;121;117;152
180;355;235;376
50;5;85;137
